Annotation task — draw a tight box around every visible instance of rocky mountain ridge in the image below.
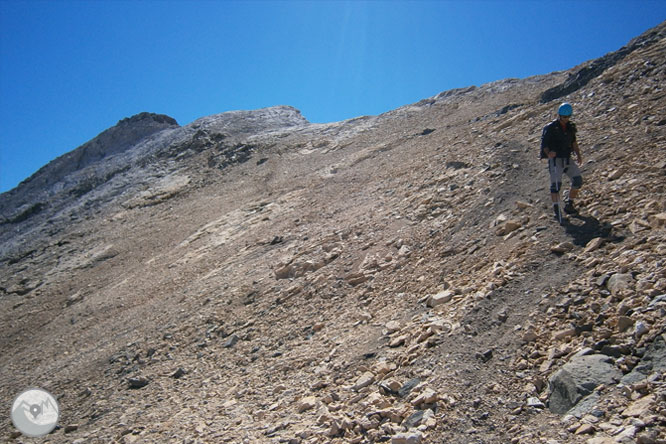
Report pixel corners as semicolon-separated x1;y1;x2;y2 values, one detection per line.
1;21;665;444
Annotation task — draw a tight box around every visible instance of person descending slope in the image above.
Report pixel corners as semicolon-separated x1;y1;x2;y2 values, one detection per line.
541;102;584;223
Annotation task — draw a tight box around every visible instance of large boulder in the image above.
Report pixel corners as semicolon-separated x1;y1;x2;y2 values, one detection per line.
548;354;622;414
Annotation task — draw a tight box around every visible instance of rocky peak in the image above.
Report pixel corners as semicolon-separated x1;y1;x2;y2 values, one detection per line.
50;111;180;173
0;112;179;226
116;112;178;127
186;105;309;136
2;112;178;195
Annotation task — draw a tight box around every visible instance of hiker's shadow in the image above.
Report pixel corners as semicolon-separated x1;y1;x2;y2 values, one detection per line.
563;214;616;247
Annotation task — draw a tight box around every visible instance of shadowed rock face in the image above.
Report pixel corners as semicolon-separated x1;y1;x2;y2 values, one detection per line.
0;112;180;225
540;23;666;103
1;22;665;444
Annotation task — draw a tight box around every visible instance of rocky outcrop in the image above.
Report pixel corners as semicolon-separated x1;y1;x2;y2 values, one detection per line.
541;21;666;103
0;112;179;226
12;112;178;190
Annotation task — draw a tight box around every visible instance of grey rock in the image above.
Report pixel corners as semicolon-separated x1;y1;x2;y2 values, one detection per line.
566;391;600;419
621;335;666;384
398;378;421;398
647;294;666;309
548;354;622;414
223;334;239;348
171;367;187;379
607;273;634;295
402;410;424;428
128;376;150;389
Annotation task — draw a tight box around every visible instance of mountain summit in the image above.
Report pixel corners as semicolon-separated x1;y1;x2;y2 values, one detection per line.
1;22;665;443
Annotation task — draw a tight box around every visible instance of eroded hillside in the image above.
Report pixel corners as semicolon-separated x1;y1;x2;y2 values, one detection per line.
1;22;665;444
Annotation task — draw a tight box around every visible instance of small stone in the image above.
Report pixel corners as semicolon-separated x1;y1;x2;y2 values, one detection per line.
422;409;437;428
171;367;187;379
552;328;576;341
385;320;401;333
412;388;438;405
616;425;639;441
475;349;493;362
496;220;522;236
622;394;655;417
398;378;421;398
397;245;412;257
64;424;79;433
392;431;422;444
586;438;615;444
516;200;533;210
389;335;408;348
649;212;666;228
223;334;239;348
584;237;604;253
402;410;424;428
380;379;402;394
607;273;634;295
522;328;539;343
608;169;625;180
352;372;375;391
296;396;317;413
637;431;659;444
527;397;545;409
427;290;453;307
617;316;634;332
574;423;595;435
374;361;396;376
127;376;150;389
551;242;575;254
634;321;649;340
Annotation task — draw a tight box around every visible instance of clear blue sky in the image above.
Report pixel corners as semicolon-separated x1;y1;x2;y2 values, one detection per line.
1;1;665;193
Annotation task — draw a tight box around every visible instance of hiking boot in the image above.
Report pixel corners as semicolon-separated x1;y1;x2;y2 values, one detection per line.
564;200;578;215
553;204;567;224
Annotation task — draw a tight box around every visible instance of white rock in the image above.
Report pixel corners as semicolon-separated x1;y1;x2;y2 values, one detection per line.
427;290;453;307
392;431;423;444
296;396;317;413
527;397;545;409
385;320;401;333
634;321;649;339
352;372;375;391
607;273;634;295
412;388;438;405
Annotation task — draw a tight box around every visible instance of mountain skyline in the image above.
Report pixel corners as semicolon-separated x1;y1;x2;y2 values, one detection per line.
1;1;666;193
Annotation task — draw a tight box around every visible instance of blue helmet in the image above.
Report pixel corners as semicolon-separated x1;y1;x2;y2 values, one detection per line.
558;102;573;116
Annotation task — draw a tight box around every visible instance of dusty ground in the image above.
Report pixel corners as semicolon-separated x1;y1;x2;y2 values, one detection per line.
1;22;665;444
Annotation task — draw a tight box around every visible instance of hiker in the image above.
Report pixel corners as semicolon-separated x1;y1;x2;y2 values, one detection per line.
541;102;583;221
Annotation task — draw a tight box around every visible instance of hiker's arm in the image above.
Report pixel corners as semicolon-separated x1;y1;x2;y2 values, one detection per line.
573;140;582;163
541;130;556;158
